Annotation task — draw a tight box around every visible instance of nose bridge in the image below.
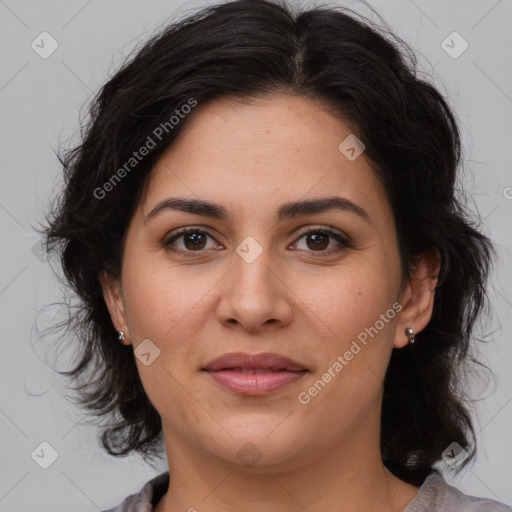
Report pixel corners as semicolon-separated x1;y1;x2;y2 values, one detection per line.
232;235;276;299
216;233;292;330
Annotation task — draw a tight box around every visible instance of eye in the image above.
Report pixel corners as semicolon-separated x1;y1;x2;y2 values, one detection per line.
163;226;352;258
291;227;352;256
163;228;220;256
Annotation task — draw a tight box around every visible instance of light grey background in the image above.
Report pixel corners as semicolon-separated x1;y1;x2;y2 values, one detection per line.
0;0;511;510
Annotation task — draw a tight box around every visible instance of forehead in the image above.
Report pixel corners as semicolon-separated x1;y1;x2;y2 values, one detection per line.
140;94;388;224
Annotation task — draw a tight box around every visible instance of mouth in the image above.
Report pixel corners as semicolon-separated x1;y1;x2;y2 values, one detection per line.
202;352;309;396
202;352;307;372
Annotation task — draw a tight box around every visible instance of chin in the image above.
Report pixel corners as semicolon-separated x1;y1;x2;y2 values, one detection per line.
207;420;306;471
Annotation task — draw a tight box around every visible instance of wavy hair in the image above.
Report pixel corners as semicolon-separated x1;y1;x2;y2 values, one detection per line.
41;0;495;484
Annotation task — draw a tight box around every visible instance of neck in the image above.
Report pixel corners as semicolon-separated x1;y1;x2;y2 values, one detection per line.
155;421;420;512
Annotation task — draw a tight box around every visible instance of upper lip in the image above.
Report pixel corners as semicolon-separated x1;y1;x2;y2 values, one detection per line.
202;352;307;372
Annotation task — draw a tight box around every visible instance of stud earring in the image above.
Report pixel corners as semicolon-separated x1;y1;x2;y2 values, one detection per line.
118;331;130;345
405;327;415;344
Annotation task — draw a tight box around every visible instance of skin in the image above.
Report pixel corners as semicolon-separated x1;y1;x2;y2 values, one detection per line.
101;94;440;512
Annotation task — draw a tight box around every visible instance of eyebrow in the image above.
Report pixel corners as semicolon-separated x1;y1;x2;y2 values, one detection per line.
144;196;371;225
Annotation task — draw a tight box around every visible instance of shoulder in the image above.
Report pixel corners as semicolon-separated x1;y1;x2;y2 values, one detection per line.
406;472;511;512
100;471;170;512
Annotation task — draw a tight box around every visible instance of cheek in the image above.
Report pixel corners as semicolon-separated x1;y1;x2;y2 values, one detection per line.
119;249;224;382
296;259;400;394
298;259;398;340
120;254;210;417
122;274;179;341
121;248;203;339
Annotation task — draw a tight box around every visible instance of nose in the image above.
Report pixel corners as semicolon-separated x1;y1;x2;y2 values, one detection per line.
215;242;293;333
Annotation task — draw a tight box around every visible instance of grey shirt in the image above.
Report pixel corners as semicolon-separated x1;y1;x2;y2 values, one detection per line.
102;470;511;511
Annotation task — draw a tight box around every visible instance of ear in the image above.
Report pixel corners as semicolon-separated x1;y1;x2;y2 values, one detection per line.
394;248;441;349
98;269;130;338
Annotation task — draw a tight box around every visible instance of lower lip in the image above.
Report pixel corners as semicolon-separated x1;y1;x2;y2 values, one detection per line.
205;370;308;396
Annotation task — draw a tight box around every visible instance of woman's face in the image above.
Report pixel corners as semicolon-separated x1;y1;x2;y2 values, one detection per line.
103;94;433;471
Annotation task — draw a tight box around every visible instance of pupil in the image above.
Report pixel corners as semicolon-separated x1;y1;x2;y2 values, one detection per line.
308;233;327;250
185;232;206;250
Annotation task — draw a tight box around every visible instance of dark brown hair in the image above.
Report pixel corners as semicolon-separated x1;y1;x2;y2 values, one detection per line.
41;0;495;485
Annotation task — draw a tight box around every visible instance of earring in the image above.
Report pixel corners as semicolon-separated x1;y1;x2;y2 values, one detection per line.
405;327;415;344
118;331;130;345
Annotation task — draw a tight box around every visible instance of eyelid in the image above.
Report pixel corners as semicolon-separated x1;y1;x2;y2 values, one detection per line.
294;224;350;240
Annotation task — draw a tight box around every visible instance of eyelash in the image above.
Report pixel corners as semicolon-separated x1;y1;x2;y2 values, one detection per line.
163;226;352;258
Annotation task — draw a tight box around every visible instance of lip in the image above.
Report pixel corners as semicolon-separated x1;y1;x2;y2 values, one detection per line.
202;352;309;396
203;352;307;372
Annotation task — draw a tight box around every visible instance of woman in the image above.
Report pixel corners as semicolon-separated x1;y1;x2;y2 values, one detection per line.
42;0;511;510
